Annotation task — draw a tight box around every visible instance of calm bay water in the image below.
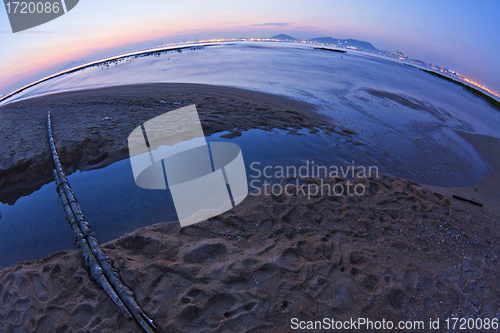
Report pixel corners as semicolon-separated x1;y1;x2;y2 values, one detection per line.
1;42;499;268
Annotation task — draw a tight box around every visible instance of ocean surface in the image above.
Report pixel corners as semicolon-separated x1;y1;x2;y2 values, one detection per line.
1;41;499;268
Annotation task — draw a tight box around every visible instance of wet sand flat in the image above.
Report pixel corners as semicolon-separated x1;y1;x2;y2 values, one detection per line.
1;84;500;332
1;172;500;332
0;83;347;204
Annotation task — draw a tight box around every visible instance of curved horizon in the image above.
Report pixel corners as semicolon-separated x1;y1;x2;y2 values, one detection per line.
0;0;499;98
1;39;499;109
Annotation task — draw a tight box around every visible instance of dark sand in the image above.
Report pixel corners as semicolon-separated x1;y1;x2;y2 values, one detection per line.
0;83;350;204
1;84;500;332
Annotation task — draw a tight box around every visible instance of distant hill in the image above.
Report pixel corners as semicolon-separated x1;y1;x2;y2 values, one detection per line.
270;34;299;41
308;37;379;52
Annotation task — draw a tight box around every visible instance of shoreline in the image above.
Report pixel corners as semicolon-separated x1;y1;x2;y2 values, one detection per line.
4;41;499;108
0;83;348;204
427;130;500;216
0;44;218;105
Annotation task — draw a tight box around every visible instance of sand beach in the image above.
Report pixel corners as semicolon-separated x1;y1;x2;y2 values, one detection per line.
1;83;500;332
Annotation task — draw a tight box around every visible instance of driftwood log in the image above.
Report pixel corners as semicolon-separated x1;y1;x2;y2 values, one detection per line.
47;111;157;333
452;194;483;207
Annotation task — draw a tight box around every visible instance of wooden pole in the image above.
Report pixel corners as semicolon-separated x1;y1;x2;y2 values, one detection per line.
47;111;157;333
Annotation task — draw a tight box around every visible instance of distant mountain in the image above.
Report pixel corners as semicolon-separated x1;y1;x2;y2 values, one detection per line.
270;34;299;41
308;37;379;52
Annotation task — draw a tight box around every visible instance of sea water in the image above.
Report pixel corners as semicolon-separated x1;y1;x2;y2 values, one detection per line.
1;42;499;268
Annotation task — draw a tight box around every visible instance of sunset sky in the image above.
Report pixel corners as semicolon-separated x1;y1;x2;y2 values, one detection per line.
1;0;499;97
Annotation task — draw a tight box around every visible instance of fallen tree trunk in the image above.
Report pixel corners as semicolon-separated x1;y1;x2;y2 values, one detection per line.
53;171;132;319
47;111;157;333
